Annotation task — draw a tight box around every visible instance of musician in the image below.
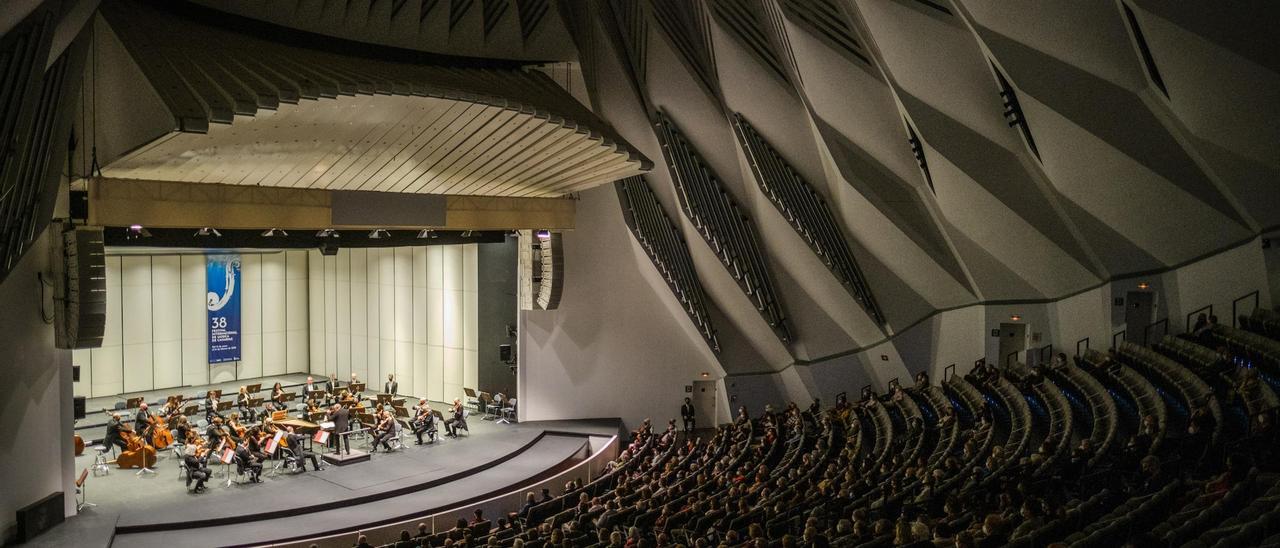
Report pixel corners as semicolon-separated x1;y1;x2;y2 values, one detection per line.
303;376;320;399
161;397;183;420
204;390;223;423
444;399;466;438
324;373;340;395
412;399;436;445
206;416;236;447
350;373;364;402
104;413;129;452
681;397;695;433
185;445;212;492
384;373;398;396
269;382;287;411
134;403;154;440
246;427;270;461
237;386;255;421
172;415;192;445
370;410;397;452
284;426;321;471
235;440;264;483
304;396;322;417
327;403;351;455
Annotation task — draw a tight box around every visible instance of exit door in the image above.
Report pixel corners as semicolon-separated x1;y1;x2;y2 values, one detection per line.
998;322;1028;368
1125;291;1155;344
692;380;716;428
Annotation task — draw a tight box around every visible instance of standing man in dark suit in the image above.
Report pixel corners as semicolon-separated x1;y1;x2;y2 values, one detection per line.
384;373;399;396
681;397;696;434
327;403;351;455
104;413;128;452
324;373;340;398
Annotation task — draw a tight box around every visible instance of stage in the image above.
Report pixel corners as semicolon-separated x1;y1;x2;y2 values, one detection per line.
50;377;622;548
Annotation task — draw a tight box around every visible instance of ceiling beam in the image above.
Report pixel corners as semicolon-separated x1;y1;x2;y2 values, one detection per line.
85;177;575;230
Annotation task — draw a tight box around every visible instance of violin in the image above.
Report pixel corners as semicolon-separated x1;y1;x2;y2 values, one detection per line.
116;428;157;469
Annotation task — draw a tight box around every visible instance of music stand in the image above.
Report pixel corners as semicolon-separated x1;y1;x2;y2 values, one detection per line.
394;406;409;418
125;397;144;409
183;405;199;416
211;389;223;399
350;383;365;395
282;392;297;403
76;469;94;511
216;401;234;414
376;394;392;404
391;398;405;408
246;383;262;394
309;411;328;422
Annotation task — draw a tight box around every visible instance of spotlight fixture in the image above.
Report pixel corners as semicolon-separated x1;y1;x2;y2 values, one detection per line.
1137;282;1150;290
1010;315;1022;321
261;228;288;238
700;372;710;378
417;229;438;239
194;227;221;237
125;224;152;240
535;229;551;239
368;229;390;239
461;230;474;238
315;228;340;238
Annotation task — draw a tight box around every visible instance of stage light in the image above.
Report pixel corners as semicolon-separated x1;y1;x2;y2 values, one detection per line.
125;225;151;240
1010;315;1022;321
368;229;390;239
194;227;221;237
261;228;288;237
1137;282;1150;290
461;230;474;237
315;228;340;238
535;229;551;239
700;372;710;378
417;229;438;239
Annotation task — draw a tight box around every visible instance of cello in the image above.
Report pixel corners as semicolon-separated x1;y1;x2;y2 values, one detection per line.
116;428;157;469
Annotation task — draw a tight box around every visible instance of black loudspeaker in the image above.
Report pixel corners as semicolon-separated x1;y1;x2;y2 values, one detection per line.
73;396;86;420
16;492;64;542
59;226;106;349
319;240;339;256
69;189;89;221
499;344;512;363
72;365;80;382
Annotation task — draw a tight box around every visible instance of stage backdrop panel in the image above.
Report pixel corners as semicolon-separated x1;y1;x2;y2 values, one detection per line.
307;244;478;403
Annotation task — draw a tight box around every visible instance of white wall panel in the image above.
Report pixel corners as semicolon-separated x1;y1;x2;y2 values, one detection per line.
261;252;287;376
238;254;263;380
94;256;123;396
152;255;183;389
285;250;309;373
120;256;153;392
464;244;478;391
181;255;209;387
349;249;369;384
308;250;325;374
324;254;338;376
379;248;395;384
336;249;351;380
72;348;90;397
427;246;444;401
413;247;428;397
394;248;413;387
365;248;381;381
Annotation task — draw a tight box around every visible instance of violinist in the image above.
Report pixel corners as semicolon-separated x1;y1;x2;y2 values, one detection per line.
172;415;193;446
204;390;223;423
235;440;264;483
104;413;129;452
269;382;287;412
246;426;270;461
161;397;183;420
411;399;436;445
304;396;322;417
237;386;256;422
370;410;396;452
227;412;248;440
444;399;465;438
185;445;211;492
134;403;154;440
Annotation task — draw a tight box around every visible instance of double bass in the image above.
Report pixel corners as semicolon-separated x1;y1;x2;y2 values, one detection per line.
150;414;175;450
116;428;157;469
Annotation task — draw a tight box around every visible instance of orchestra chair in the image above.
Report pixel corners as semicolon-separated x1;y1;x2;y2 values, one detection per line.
75;469;94;511
499;398;517;424
455;409;471;436
465;387;482;411
91;445;111;476
227;455;248;487
482;392;498;420
270;447;296;476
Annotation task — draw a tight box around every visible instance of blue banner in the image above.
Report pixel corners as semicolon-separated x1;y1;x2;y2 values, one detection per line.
207;255;242;364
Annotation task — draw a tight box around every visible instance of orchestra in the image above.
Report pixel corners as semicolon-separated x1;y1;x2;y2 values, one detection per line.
77;377;488;495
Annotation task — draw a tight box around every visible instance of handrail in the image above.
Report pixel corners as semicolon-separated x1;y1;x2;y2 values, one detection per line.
269;433;620;548
943;363;956;383
1038;344;1053;363
1186;304;1214;333
1112;330;1126;350
1005;351;1020;369
1232;290;1260;328
1143;318;1169;345
1076;337;1089;357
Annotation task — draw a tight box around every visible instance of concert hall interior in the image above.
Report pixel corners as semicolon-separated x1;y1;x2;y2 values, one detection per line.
3;1;1280;547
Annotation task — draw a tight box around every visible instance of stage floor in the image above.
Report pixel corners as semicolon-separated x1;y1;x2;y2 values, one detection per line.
50;378;624;548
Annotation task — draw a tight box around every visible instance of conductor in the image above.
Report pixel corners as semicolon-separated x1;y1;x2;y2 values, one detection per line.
327;403;351;455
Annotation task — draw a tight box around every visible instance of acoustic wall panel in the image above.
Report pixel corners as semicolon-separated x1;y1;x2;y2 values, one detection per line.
324;254;338;377
181;254;209;387
308;251;325;374
120;257;153;392
364;248;381;381
261;252;287;377
91;257;123;396
394;247;414;390
427;246;445;402
285;250;309;373
413;247;429;397
349;249;369;384
151;256;183;389
463;244;479;393
72;348;90;397
238;254;263;380
378;247;396;385
336;249;352;380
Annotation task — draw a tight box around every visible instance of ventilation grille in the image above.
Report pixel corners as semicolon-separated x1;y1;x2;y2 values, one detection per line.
992;63;1039;160
777;0;869;65
650;0;719;98
709;0;788;84
616;176;720;352
904;117;934;195
608;0;648;87
450;0;475;30
1120;2;1168;98
482;0;509;36
655;111;792;344
733;113;886;327
516;0;550;40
